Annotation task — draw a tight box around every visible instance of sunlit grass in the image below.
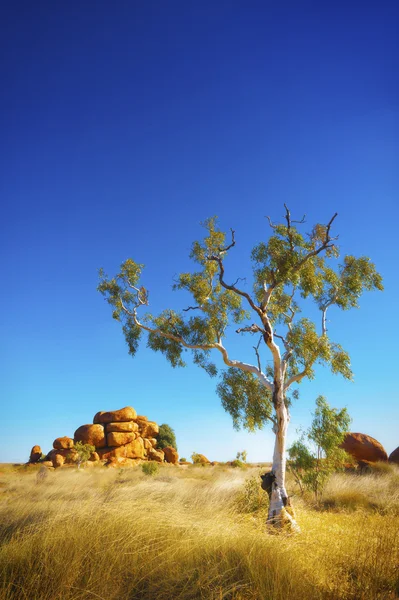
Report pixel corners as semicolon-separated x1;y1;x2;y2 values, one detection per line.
0;463;398;599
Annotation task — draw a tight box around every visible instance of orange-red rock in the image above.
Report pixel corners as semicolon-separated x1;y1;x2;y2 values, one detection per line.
74;424;106;448
163;446;179;464
53;436;74;450
106;421;138;433
125;437;145;459
389;447;399;464
29;445;42;463
194;454;211;464
96;446;125;461
93;406;137;424
97;438;145;461
52;454;65;468
147;448;165;462
136;419;159;438
340;433;388;463
89;452;100;462
107;431;136;447
143;438;153;450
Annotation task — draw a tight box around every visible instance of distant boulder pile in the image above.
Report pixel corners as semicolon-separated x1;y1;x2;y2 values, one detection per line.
28;406;179;468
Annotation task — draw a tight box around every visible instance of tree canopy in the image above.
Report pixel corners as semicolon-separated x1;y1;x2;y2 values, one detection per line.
98;207;382;432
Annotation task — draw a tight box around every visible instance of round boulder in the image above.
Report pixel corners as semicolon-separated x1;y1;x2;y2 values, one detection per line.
52;454;65;468
147;448;165;463
388;446;399;465
29;445;42;463
137;419;159;438
340;433;388;463
193;454;211;464
74;424;106;448
53;436;74;450
163;446;179;464
93;406;137;424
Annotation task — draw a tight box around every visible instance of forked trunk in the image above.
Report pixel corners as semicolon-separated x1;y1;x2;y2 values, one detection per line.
264;384;300;532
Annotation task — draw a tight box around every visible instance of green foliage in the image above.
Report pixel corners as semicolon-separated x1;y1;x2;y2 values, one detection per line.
191;452;205;464
98;210;382;436
230;459;245;469
288;396;352;499
236;450;247;462
235;475;269;513
180;457;187;463
73;442;95;466
157;424;177;450
141;461;159;476
217;369;273;431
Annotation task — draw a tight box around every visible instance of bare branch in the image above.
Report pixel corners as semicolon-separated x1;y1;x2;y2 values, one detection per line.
273;331;288;346
284;204;306;226
253;336;262;372
231;276;246;287
266;215;277;230
236;324;264;335
219;228;236;254
183;305;202;312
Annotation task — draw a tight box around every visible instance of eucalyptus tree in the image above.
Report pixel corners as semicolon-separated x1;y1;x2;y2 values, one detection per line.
98;207;382;530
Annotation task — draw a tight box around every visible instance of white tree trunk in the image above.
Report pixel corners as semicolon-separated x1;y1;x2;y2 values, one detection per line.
266;384;300;532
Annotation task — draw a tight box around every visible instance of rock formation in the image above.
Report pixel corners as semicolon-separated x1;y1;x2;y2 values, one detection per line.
388;446;399;465
29;406;179;468
29;445;42;463
163;446;179;464
340;433;388;464
193;453;211;464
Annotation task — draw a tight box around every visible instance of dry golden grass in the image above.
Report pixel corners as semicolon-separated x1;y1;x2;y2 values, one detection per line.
0;463;398;600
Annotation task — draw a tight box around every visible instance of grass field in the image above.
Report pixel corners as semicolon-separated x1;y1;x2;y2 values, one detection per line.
1;462;398;599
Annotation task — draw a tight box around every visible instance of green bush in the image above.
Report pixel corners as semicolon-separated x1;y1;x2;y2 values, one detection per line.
236;475;268;513
73;442;95;468
157;424;177;450
230;459;245;469
142;461;159;476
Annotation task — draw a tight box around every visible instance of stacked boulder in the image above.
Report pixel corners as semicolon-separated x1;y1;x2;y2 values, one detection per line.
28;406;178;469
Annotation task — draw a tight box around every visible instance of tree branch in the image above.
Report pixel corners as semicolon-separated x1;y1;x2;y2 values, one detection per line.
119;300;273;391
236;324;264;335
207;253;263;319
284;368;308;390
253;336;262;372
218;228;236;254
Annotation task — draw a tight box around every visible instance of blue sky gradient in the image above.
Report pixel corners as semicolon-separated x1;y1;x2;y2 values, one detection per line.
1;1;398;463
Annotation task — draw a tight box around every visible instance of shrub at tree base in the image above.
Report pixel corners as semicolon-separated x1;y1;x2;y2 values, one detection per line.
288;396;353;500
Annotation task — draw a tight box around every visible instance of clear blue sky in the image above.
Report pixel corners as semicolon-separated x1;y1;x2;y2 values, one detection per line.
1;1;398;463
